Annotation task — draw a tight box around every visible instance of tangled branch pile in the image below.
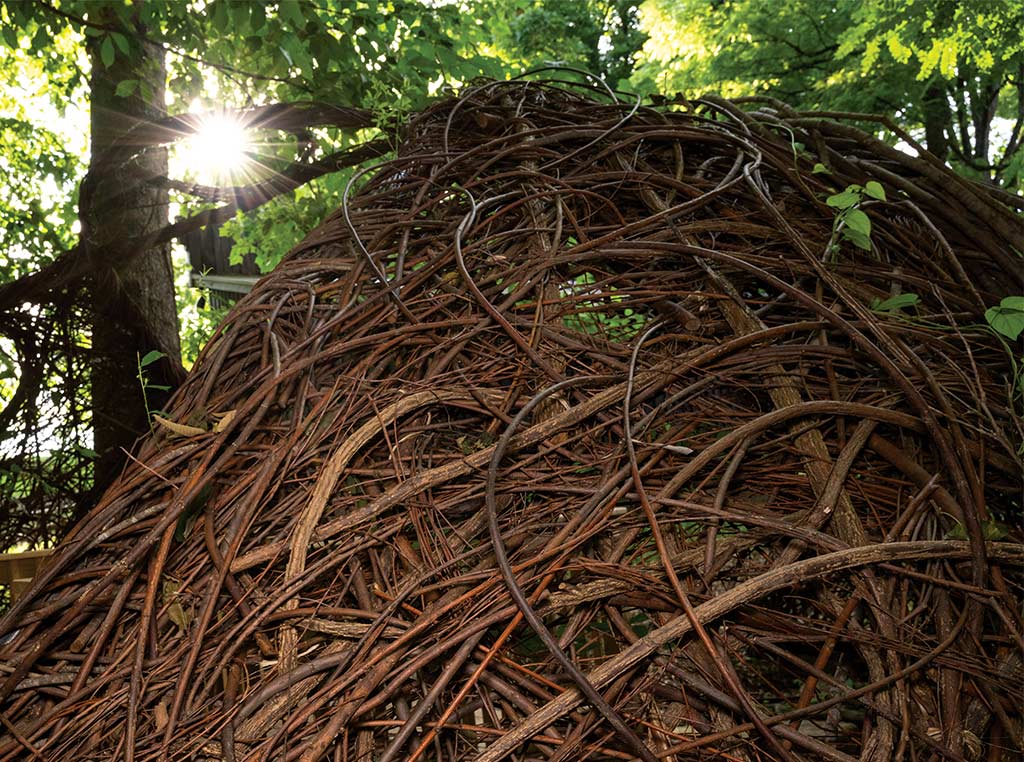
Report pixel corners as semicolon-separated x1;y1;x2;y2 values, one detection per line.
2;81;1022;762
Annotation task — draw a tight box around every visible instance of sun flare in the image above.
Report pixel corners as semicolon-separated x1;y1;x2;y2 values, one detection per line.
182;113;252;185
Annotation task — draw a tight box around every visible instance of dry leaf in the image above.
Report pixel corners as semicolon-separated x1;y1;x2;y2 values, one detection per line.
212;409;237;433
162;579;190;633
154;701;169;732
153;415;206;437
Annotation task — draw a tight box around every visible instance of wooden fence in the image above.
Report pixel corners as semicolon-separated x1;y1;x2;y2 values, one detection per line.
0;549;52;603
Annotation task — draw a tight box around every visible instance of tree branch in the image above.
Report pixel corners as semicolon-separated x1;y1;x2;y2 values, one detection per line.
0;137;389;312
120;101;376;149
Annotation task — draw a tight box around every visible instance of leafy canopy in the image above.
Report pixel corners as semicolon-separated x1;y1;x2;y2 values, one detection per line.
631;0;1024;188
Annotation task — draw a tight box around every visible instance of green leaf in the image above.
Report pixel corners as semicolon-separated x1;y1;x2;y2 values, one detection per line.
873;293;919;312
139;350;166;367
100;35;115;68
231;2;249;32
826;189;860;209
2;25;18;49
985;296;1024;340
250;2;266;29
279;0;305;28
112;32;130;55
812;162;829;174
212;1;229;32
115;79;138;98
983;520;1010;541
845;207;871;237
863;180;885;200
845;228;872;251
945;522;968;540
30;26;50;52
946;519;1010;541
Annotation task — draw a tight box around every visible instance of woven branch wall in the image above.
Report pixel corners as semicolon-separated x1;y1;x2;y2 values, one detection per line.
2;81;1022;762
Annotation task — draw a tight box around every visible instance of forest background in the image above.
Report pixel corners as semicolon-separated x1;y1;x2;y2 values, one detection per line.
0;0;1022;551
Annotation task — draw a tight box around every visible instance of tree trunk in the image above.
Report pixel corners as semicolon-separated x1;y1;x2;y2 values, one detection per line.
83;14;184;496
921;79;949;161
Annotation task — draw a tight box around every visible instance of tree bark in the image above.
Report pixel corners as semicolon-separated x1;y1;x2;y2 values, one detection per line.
921;78;949;161
83;13;184;496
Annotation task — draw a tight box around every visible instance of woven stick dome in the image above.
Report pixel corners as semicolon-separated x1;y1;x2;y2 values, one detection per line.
2;81;1022;762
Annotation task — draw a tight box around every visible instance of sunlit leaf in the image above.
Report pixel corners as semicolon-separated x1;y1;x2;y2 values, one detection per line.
845;208;871;236
826;189;860;209
863;180;886;200
139;350;166;367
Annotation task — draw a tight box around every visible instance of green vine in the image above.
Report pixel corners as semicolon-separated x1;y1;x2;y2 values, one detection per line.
135;349;168;431
825;180;886;256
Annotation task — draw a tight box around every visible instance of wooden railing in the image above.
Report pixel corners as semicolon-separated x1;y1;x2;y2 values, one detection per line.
0;549;52;603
